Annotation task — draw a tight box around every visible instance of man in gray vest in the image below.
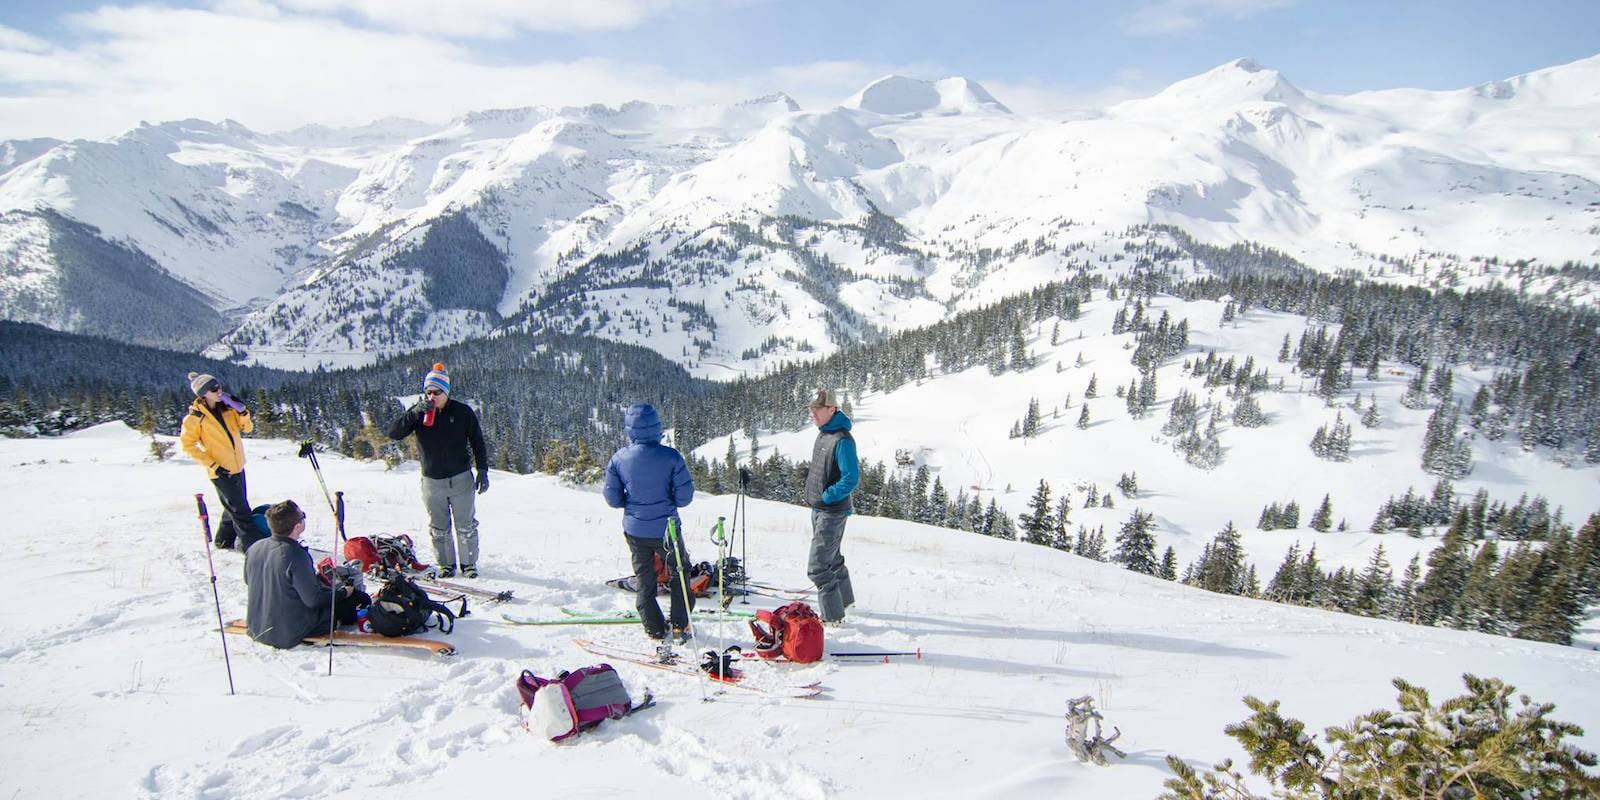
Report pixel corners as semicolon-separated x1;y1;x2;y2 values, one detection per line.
803;389;859;624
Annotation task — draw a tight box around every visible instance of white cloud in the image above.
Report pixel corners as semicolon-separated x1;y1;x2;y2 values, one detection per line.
0;4;1146;140
270;0;679;38
1119;0;1296;37
0;24;53;53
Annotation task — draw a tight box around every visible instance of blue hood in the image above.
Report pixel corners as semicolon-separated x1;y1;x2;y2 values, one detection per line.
818;409;852;433
624;403;663;443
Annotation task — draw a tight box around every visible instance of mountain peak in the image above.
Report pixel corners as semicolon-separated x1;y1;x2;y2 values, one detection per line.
1147;58;1306;107
845;75;1011;116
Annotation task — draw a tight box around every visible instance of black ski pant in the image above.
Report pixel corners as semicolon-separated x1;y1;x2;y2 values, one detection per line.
211;469;268;552
625;532;695;637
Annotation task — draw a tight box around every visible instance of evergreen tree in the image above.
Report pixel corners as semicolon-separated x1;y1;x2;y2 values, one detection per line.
1308;494;1334;532
1360;396;1380;428
1198;522;1246;595
1116;471;1139;497
1258;502;1282;531
1280;500;1301;529
1393;554;1422;623
1075;525;1107;561
1159;546;1178;581
1084;374;1098;399
1019;479;1055;546
1076;404;1090;429
1265;544;1302;602
1232;393;1265;428
1113;509;1159;575
926;476;949;527
1021;398;1042;438
1451;540;1500;633
1354;544;1393;617
1417;525;1471;625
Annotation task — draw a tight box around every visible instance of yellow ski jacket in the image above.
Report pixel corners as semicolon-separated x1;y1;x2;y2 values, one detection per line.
179;397;253;477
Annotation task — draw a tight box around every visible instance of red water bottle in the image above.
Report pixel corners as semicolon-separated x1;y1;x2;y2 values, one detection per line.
423;406;436;427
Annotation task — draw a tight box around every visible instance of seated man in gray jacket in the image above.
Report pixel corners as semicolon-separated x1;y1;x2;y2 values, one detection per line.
244;500;351;649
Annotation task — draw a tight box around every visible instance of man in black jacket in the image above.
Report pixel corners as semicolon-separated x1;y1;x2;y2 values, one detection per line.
387;362;490;579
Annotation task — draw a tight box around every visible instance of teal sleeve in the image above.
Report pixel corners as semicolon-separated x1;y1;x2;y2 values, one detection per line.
821;438;859;504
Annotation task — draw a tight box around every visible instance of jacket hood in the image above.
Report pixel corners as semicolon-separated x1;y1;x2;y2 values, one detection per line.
819;409;852;433
624;403;663;443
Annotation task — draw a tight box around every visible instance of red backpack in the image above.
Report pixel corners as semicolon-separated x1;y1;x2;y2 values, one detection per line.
749;601;824;663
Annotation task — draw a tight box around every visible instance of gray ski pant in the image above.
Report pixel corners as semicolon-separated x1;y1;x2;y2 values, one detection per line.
807;508;855;622
422;469;478;569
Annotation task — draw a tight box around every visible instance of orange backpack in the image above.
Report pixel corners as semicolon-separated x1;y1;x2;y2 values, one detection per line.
749;602;824;663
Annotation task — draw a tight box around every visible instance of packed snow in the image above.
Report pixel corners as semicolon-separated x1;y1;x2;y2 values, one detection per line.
3;424;1596;798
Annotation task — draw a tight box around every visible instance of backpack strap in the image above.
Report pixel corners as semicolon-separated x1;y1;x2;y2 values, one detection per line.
422;594;467;634
748;612;782;659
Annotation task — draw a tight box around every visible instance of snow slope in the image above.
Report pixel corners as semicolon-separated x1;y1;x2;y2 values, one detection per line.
3;55;1597;368
3;424;1596;798
697;288;1600;580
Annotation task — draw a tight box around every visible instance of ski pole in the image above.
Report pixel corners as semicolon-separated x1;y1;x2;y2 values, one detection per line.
297;442;338;674
297;442;343;540
666;518;709;701
737;467;750;604
196;494;236;695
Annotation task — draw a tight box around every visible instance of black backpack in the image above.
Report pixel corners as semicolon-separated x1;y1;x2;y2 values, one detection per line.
367;574;467;637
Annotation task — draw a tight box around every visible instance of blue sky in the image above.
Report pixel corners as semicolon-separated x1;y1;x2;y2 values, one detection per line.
0;0;1596;140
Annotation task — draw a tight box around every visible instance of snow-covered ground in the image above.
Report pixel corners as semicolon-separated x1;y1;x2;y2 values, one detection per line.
699;289;1600;580
4;424;1596;798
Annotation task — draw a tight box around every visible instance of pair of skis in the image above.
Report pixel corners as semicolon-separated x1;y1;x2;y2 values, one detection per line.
573;638;823;699
222;619;456;657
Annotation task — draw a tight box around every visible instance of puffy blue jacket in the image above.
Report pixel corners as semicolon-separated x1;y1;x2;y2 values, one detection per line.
602;404;694;539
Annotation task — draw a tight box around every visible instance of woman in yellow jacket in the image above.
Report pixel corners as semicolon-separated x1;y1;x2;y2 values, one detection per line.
180;372;269;552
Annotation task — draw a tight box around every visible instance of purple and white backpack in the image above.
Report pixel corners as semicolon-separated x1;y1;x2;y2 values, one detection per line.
516;665;650;741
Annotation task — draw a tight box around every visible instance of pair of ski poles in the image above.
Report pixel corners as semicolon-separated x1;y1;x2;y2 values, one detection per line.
195;441;347;694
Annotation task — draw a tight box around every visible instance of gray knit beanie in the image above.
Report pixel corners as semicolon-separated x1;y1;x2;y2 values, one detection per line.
188;371;219;396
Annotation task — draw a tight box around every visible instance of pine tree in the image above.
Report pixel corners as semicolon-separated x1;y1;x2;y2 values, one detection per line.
1022;398;1041;438
1054;494;1072;543
1113;509;1159;575
1393;554;1422;623
927;477;949;527
1085;374;1098;398
1416;525;1471;625
1019;479;1055;546
1159;547;1178;581
1075;525;1107;561
1265;544;1302;602
1354;544;1393;617
1280;500;1301;529
980;499;1001;537
1232;393;1265;428
1159;675;1600;800
1308;494;1334;532
1451;540;1500;633
1360;397;1380;428
1198;522;1246;595
1258;502;1281;531
1116;471;1138;497
1076;404;1090;429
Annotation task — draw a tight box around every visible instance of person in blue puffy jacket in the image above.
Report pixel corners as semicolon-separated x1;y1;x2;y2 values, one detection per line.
602;403;696;641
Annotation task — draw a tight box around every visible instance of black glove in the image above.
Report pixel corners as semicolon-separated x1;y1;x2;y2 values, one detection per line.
475;471;489;495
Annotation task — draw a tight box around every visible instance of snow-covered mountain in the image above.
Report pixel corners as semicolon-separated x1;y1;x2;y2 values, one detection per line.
2;56;1598;367
6;425;1596;797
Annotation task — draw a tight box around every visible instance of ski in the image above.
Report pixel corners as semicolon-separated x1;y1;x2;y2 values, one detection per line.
408;576;514;603
740;580;815;599
501;608;758;627
573;638;823;699
222;619;455;657
830;649;924;662
308;546;514;602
